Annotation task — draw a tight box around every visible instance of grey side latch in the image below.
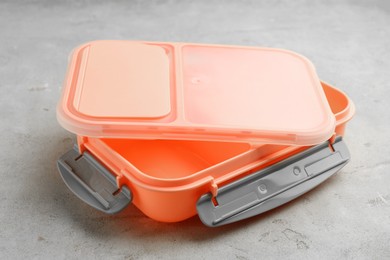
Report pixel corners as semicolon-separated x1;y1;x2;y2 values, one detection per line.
57;147;132;214
197;136;350;227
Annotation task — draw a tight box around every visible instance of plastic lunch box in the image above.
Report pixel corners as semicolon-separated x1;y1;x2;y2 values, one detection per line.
57;41;354;227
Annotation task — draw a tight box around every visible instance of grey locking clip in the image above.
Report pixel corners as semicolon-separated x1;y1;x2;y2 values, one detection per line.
57;147;132;214
197;136;350;227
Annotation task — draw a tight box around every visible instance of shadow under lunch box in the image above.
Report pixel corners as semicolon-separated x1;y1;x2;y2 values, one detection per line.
57;41;355;227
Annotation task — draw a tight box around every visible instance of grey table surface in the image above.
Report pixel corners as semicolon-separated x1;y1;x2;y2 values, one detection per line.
1;0;389;259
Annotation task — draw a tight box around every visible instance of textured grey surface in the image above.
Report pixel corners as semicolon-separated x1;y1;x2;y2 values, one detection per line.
1;0;389;259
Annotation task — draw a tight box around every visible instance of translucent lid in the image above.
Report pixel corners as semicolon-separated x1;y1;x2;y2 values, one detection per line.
57;40;336;146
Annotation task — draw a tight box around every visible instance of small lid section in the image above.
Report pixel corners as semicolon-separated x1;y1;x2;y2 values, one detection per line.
72;41;171;118
58;40;336;146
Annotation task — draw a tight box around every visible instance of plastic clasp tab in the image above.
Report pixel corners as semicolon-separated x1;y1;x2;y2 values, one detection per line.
57;147;132;214
196;136;350;227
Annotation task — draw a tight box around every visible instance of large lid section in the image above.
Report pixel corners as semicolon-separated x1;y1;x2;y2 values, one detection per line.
57;40;336;146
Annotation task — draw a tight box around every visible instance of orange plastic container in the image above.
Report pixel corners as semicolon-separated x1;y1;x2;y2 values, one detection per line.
57;41;354;226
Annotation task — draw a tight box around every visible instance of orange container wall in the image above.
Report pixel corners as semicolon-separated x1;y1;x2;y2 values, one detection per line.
129;181;211;222
101;139;251;179
323;82;354;136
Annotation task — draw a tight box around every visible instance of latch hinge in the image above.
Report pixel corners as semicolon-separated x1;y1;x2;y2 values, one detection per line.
197;136;350;227
57;146;132;214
